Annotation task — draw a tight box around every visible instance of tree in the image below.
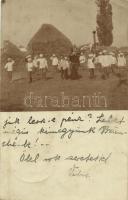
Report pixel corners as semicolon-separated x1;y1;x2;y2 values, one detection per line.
1;0;6;4
96;0;113;46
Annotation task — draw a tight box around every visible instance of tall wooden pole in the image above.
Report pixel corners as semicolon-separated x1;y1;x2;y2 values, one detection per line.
92;30;96;52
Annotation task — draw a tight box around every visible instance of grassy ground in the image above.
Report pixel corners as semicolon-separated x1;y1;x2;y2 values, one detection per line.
0;65;128;111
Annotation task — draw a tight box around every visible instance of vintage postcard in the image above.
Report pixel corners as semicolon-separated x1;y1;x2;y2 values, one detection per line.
0;0;128;200
0;0;128;111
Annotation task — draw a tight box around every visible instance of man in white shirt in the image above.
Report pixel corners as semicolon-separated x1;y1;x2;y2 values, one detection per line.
101;50;110;79
60;56;70;80
117;53;126;67
26;55;34;83
117;52;128;86
50;54;59;72
87;53;95;78
4;58;15;82
38;54;48;80
79;52;86;70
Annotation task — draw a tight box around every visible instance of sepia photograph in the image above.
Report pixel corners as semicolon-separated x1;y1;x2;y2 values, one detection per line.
0;0;128;111
0;2;128;200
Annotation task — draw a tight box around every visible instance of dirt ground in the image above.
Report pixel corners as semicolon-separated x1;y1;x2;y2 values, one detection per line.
0;65;128;111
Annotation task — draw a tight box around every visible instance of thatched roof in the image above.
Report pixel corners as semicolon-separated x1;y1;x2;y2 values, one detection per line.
1;40;24;64
27;24;73;55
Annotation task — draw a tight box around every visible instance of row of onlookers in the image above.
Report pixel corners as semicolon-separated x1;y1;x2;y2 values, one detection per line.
4;50;128;83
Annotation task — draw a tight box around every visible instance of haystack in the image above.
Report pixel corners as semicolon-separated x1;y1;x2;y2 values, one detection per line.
27;24;73;55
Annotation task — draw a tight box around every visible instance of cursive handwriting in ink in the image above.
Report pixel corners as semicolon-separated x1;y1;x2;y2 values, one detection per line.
3;128;28;136
43;154;61;162
99;126;127;135
3;117;20;129
60;116;84;128
20;152;40;163
27;116;46;124
96;113;125;125
69;165;90;178
2;138;32;148
65;153;112;163
38;126;96;139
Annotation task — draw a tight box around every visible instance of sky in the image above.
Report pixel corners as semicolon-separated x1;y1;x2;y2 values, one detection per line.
1;0;128;47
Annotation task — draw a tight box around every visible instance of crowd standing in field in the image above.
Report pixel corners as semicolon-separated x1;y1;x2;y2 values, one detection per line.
4;49;128;86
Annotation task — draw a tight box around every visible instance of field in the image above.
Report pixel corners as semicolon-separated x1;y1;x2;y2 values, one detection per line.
0;65;128;111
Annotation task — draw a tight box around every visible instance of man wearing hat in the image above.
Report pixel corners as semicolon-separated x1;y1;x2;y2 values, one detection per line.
109;52;117;74
60;56;70;80
4;57;15;82
117;52;126;68
117;52;127;86
50;54;59;72
79;52;86;70
101;50;110;79
38;54;48;80
87;53;95;79
26;56;34;83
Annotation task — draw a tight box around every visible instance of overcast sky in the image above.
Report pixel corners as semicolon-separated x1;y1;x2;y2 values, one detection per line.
1;0;128;47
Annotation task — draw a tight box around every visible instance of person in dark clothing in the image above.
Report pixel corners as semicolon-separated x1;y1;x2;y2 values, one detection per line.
69;51;80;80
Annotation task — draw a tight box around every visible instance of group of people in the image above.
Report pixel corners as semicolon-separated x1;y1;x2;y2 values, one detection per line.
25;52;80;82
26;54;48;82
86;50;127;80
4;50;128;85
